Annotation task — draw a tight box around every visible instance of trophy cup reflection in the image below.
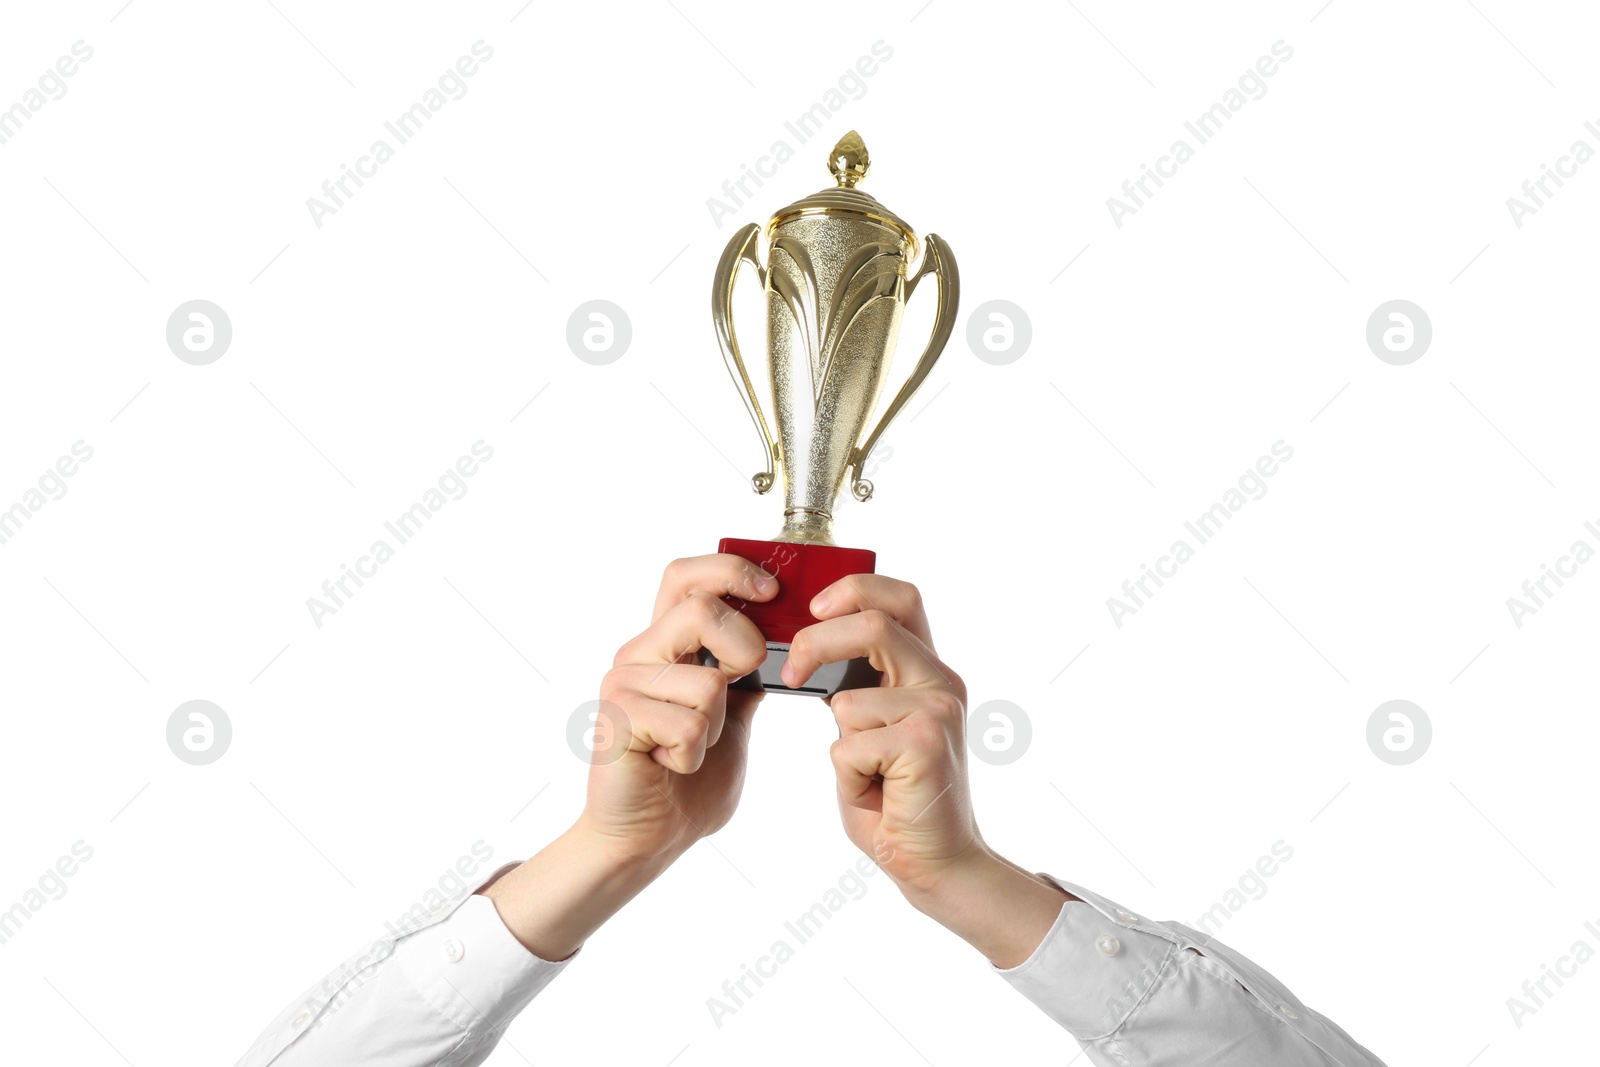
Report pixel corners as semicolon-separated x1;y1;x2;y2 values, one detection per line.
702;131;959;696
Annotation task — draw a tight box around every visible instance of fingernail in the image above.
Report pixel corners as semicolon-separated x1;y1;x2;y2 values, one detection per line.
811;592;831;615
780;659;795;685
754;573;777;593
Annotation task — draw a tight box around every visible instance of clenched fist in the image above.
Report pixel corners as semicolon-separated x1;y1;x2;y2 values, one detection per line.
580;553;777;861
784;573;1072;968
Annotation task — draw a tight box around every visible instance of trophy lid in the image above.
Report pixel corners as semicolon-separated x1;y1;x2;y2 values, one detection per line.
766;131;918;257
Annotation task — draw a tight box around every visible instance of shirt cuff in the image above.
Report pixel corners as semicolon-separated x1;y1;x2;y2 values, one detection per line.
991;875;1176;1039
391;882;575;1036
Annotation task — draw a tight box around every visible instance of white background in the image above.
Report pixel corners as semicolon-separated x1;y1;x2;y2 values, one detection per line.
1;1;1596;1064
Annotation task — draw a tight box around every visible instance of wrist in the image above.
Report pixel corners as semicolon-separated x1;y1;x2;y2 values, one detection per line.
902;846;1073;969
481;820;679;962
571;811;694;873
896;840;1002;912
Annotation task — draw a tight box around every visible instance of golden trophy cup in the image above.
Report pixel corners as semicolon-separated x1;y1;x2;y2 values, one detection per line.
702;131;960;696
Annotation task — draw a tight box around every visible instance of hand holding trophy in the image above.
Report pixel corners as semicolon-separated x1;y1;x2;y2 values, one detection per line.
702;131;959;696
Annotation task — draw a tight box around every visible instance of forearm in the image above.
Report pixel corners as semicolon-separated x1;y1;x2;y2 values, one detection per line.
479;819;681;962
901;845;1075;969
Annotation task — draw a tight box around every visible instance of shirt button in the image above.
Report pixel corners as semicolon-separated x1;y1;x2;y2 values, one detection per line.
443;938;465;963
1278;1003;1299;1021
1096;935;1122;957
1114;908;1140;923
291;1011;311;1030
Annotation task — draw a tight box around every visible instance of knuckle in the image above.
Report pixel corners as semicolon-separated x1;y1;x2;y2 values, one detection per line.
610;637;639;670
688;665;725;706
902;712;944;749
679;708;711;745
830;686;856;720
860;608;893;641
926;688;965;723
662;557;691;585
594;697;632;735
724;647;761;676
685;589;726;625
597;670;629;703
828;736;851;770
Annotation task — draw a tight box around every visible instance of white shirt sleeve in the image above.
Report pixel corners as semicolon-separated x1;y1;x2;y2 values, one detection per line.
236;862;571;1067
994;876;1389;1067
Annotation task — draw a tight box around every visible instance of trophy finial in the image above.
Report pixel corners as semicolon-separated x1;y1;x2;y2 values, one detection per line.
829;130;870;188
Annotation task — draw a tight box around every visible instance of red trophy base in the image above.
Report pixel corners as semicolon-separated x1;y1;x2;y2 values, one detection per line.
701;536;881;696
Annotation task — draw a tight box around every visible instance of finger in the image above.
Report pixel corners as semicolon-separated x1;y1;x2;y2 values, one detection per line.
616;591;768;678
653;555;778;623
619;696;713;774
830;733;883;813
609;662;729;746
832;726;934;819
830;717;956;813
808;574;933;648
783;610;951;690
830;684;964;738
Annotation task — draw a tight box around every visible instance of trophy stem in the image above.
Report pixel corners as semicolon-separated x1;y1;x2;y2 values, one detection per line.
777;507;837;546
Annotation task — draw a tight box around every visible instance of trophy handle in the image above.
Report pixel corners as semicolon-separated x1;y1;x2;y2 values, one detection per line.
712;223;779;495
847;233;959;502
